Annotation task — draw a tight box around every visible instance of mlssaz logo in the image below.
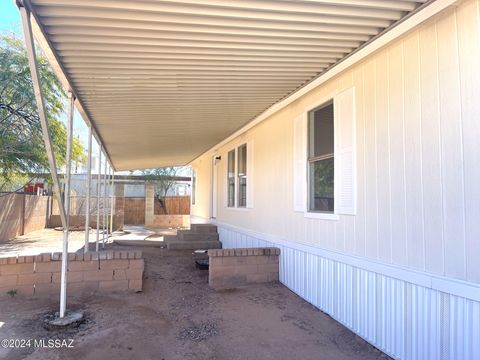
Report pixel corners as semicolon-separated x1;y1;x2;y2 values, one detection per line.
34;339;74;348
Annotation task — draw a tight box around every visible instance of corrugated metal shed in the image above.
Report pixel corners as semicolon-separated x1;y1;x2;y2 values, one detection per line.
27;0;425;170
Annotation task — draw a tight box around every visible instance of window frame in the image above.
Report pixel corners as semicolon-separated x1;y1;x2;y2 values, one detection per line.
227;149;236;207
307;101;335;214
304;97;339;221
191;168;196;205
226;142;249;210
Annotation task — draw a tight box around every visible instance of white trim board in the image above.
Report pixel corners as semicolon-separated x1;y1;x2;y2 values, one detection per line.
215;220;480;303
190;0;459;164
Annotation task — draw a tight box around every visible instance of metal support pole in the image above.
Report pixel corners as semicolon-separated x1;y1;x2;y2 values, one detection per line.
110;170;114;236
60;91;74;318
84;127;92;253
96;146;102;252
104;164;109;242
102;158;107;247
18;6;66;226
19;4;69;318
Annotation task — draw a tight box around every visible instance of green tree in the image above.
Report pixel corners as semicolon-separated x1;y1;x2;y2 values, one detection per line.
142;167;182;214
0;33;85;191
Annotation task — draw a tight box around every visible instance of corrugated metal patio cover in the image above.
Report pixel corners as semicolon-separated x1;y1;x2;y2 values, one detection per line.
28;0;425;170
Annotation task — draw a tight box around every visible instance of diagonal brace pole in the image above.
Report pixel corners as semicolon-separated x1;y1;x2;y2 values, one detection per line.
18;3;70;318
18;5;67;228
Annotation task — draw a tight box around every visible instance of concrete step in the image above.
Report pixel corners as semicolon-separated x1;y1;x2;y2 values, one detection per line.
190;224;218;233
167;240;221;250
163;235;179;243
179;232;219;242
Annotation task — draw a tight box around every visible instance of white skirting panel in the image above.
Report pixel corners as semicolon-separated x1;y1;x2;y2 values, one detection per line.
218;225;480;360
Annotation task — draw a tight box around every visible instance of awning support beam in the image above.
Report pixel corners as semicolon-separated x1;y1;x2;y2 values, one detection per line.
84;126;92;253
96;145;102;252
18;5;67;227
102;159;107;248
18;3;70;318
109;169;114;235
60;91;74;318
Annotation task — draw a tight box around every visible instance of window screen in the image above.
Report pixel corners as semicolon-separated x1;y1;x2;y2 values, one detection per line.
237;144;247;207
308;102;334;212
227;150;235;207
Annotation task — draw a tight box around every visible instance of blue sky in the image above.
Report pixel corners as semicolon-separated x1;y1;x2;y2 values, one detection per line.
0;0;21;33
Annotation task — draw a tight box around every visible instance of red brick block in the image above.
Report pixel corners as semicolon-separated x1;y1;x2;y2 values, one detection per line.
257;263;279;274
83;269;113;282
18;273;51;286
52;271;83;284
99;280;128;292
35;261;60;273
129;259;144;270
267;256;279;264
128;279;142;292
7;257;17;265
0;258;8;265
113;269;127;280
68;260;99;272
99;259;129;270
1;263;34;275
125;269;143;280
41;253;52;262
209;257;222;266
0;275;18;287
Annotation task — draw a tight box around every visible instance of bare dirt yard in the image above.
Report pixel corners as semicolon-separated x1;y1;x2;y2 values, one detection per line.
0;239;390;360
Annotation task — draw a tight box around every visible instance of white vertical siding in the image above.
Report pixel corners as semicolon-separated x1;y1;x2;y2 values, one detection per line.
191;0;480;284
456;0;480;284
219;225;480;360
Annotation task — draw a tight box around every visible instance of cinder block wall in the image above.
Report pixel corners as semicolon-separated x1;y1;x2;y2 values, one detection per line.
0;194;49;241
208;248;279;288
0;251;144;297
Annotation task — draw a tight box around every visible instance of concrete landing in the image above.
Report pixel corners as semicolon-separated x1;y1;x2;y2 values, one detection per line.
112;226;158;246
165;223;221;250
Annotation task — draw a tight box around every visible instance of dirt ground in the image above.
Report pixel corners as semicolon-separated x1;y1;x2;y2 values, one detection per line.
0;239;390;360
0;229;102;256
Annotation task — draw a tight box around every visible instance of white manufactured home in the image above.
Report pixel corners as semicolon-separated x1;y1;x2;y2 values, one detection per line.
18;0;480;358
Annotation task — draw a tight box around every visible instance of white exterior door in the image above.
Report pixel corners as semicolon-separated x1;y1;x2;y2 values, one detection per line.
211;155;218;219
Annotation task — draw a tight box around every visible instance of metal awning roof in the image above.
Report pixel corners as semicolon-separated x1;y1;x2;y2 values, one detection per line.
26;0;426;170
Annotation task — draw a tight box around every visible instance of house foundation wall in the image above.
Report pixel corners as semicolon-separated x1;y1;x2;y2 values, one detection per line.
218;224;480;360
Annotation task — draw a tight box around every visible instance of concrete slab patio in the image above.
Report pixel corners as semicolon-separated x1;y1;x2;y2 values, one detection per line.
0;233;389;360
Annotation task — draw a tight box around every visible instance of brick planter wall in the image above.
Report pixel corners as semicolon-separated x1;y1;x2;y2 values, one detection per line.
0;251;144;298
208;248;280;289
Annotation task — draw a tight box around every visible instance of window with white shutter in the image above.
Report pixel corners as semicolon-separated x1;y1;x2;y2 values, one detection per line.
226;141;254;209
293;87;356;217
334;87;356;215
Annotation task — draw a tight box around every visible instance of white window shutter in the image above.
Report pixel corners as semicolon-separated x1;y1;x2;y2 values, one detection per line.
334;87;357;215
293;113;307;212
246;140;254;208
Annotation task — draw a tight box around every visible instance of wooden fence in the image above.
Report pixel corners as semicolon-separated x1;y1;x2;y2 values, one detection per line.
124;196;190;225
